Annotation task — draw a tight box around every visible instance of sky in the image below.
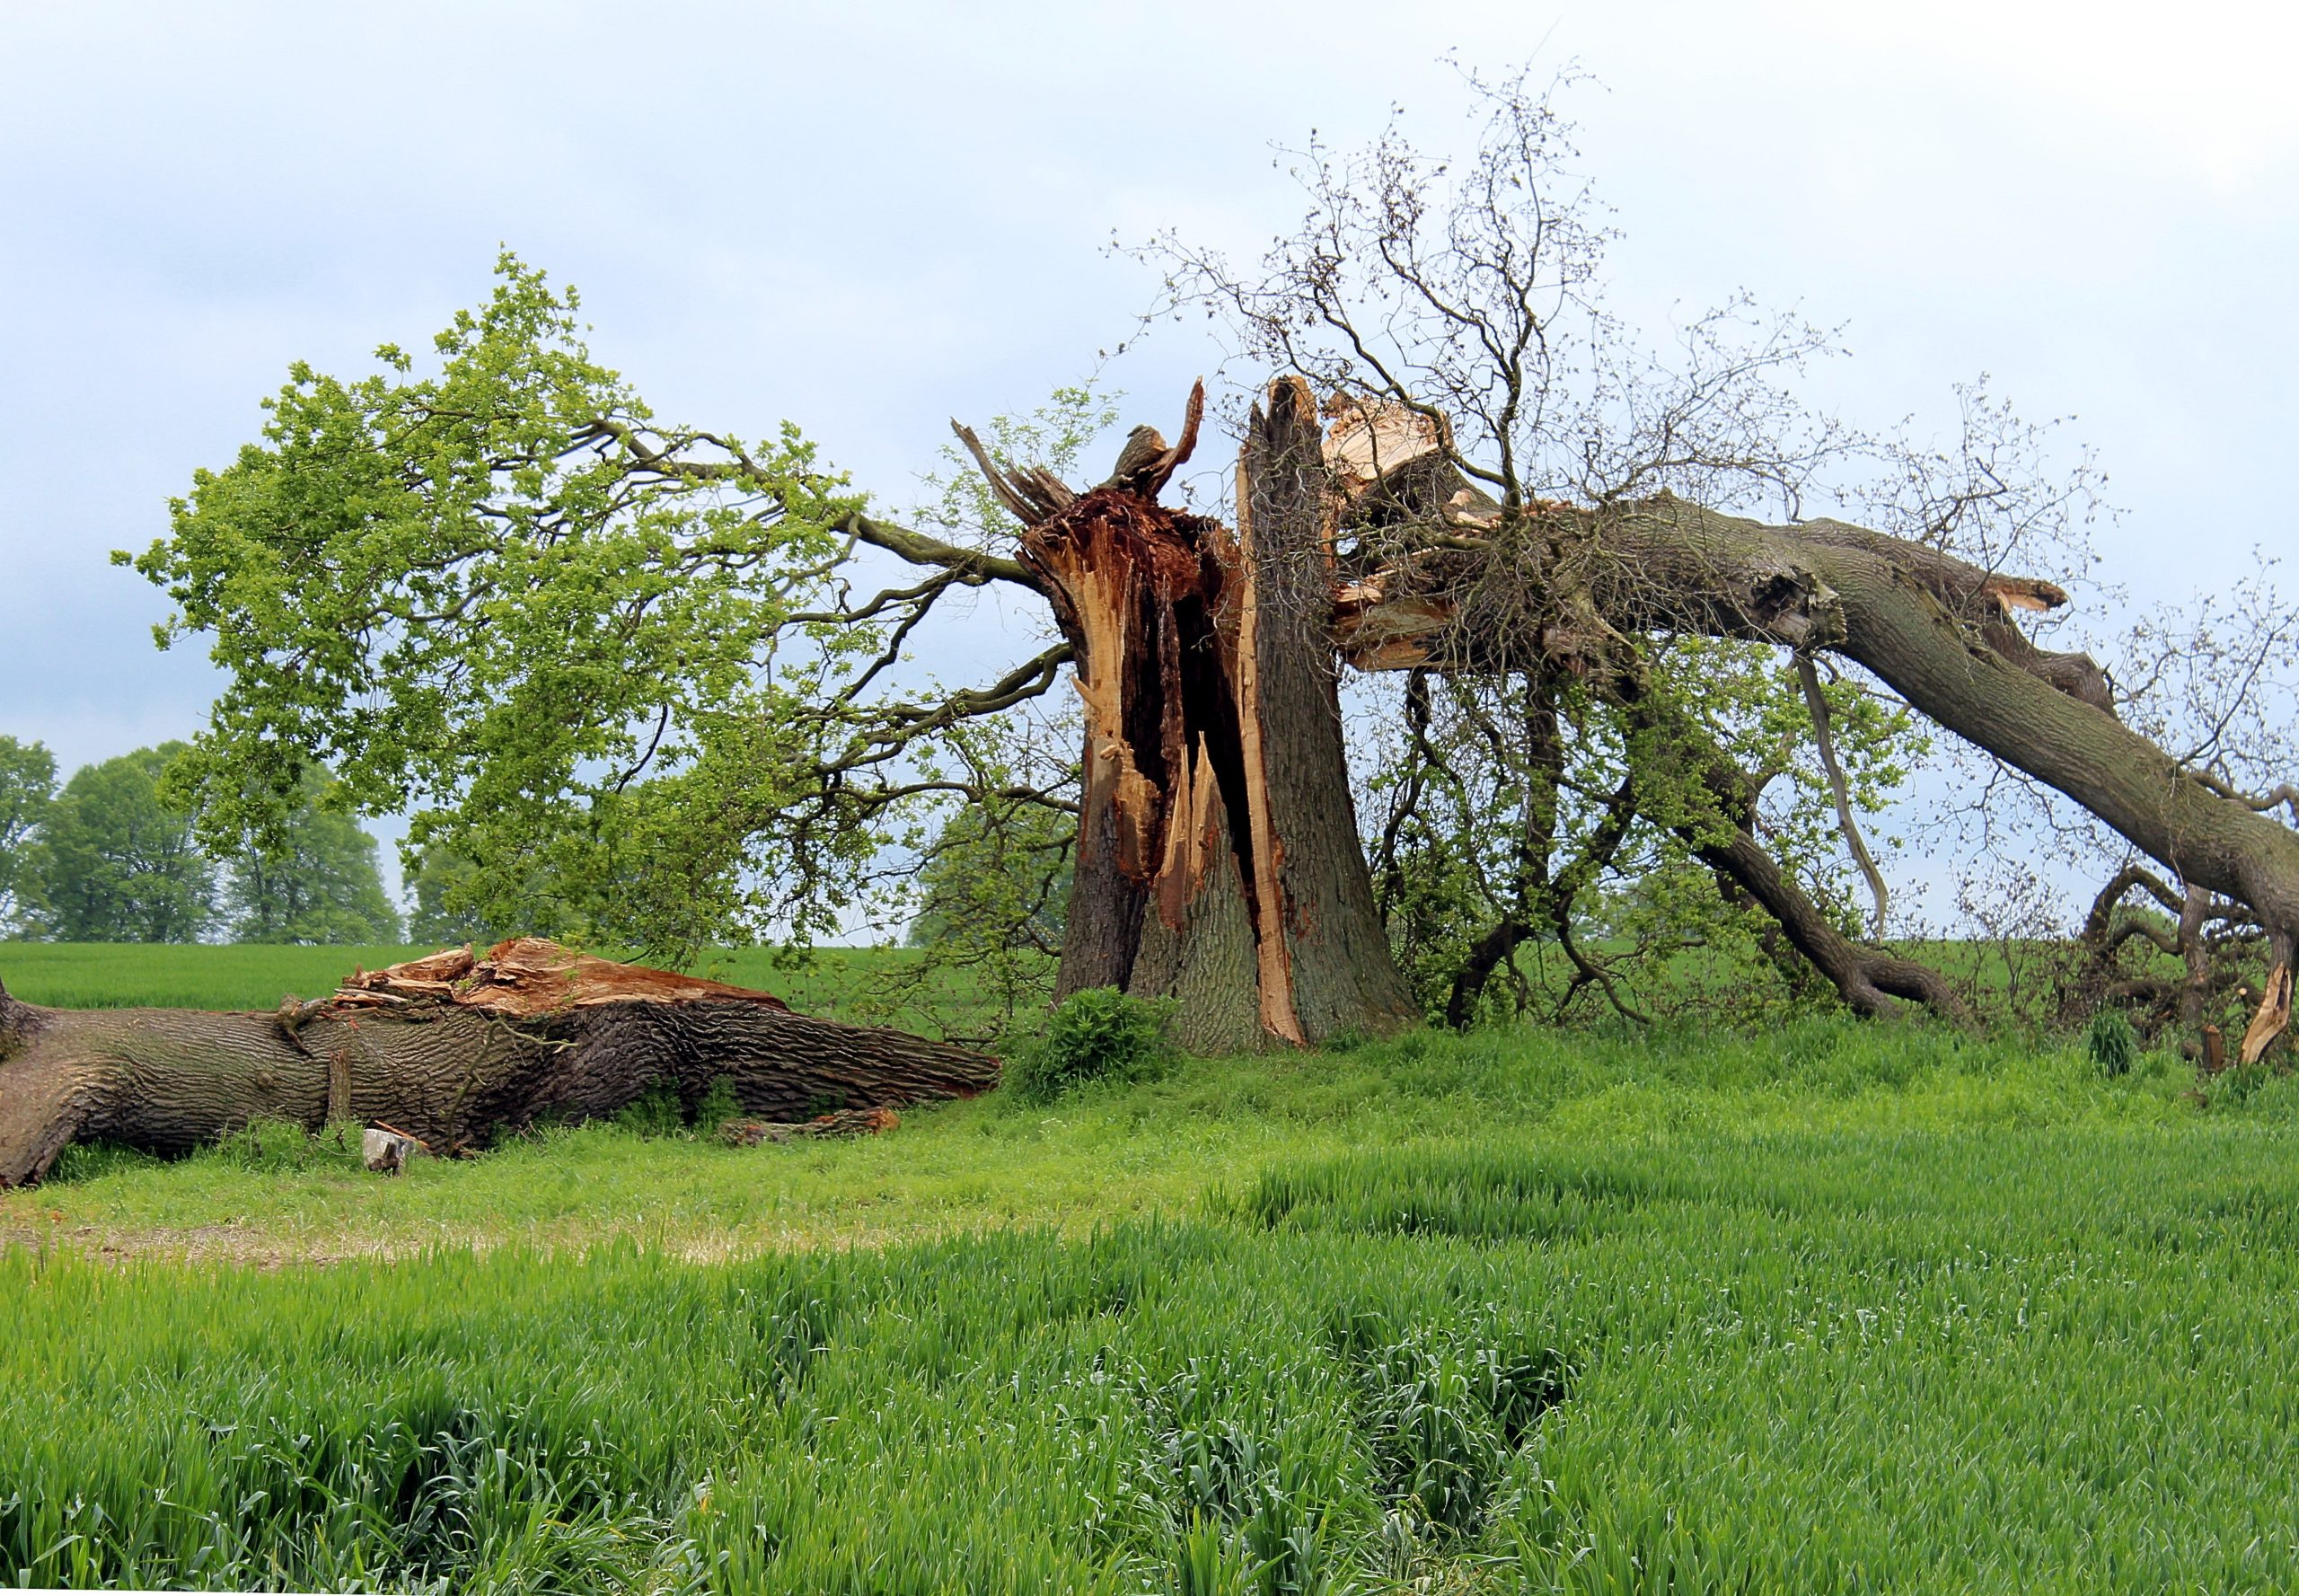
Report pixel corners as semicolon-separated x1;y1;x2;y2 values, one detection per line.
3;0;2294;904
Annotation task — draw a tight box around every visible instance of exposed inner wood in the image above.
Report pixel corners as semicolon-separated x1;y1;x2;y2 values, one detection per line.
2241;962;2294;1067
0;942;994;1187
336;937;795;1017
993;380;1415;1050
1229;466;1305;1046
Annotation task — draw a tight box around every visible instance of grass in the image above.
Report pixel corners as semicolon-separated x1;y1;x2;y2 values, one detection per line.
0;942;444;1010
9;1016;2200;1263
0;939;1011;1034
7;947;2299;1590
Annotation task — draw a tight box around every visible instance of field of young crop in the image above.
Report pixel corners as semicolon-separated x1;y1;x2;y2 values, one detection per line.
0;942;954;1030
6;946;2299;1592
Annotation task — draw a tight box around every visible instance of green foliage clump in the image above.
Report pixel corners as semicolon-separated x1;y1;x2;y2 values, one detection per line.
692;1075;742;1133
611;1083;688;1139
128;253;920;957
0;735;57;939
1010;986;1177;1103
0;743;393;947
218;772;400;945
23;743;213;942
41;1140;166;1185
1366;643;1928;1030
200;1116;361;1176
404;846;510;947
612;1076;744;1139
2088;1008;2139;1077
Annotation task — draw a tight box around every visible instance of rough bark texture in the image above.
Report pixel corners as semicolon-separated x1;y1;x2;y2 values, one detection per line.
1230;380;1422;1043
988;382;2295;1037
1688;501;2299;958
1694;824;1968;1020
0;939;997;1188
984;381;1417;1051
1341;464;2299;1007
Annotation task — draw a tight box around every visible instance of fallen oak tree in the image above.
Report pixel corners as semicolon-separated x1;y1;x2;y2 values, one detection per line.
0;938;997;1187
1315;393;2299;1027
958;374;2297;1049
129;75;2299;1058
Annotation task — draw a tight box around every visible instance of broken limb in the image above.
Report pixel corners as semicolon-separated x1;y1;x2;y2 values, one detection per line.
0;940;996;1188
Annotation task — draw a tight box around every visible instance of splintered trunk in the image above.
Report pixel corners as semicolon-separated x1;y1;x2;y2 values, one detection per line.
991;382;1418;1051
977;376;2295;1045
0;939;997;1187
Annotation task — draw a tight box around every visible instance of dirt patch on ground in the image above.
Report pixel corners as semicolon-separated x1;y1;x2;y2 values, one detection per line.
0;1211;941;1267
2;1217;410;1269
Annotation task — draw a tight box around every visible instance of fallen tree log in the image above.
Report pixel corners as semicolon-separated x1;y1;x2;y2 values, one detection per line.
1322;394;2299;1021
1346;493;2299;962
0;939;998;1188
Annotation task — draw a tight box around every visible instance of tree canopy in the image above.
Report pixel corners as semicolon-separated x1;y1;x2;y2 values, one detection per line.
128;72;2299;1053
132;269;1095;959
218;773;400;945
0;737;56;939
31;745;213;943
0;739;400;946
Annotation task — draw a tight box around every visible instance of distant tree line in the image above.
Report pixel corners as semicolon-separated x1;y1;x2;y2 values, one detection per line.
0;735;401;944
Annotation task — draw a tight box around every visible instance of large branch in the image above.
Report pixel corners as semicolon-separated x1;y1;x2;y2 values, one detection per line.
0;941;997;1188
1634;694;1968;1022
1793;517;2299;958
844;508;1042;591
1695;820;1968;1020
1797;655;1891;937
1343;488;2299;959
580;416;1042;589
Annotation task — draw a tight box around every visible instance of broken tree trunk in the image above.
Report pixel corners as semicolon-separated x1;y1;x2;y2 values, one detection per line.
968;381;1419;1052
970;378;2297;1036
1344;491;2299;955
0;939;997;1188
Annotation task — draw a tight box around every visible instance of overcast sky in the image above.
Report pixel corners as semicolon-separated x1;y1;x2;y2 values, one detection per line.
4;0;2293;900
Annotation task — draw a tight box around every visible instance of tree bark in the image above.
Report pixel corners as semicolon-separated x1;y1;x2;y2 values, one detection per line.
0;940;997;1188
1693;823;1968;1020
1343;484;2299;977
976;381;2299;1037
981;382;1419;1051
1224;379;1423;1043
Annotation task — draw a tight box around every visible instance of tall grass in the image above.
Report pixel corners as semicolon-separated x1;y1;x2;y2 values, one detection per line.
10;1121;2299;1591
7;952;2298;1588
14;1013;2204;1260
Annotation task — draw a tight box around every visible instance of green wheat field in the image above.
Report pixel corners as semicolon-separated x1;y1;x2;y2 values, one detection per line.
4;944;2297;1592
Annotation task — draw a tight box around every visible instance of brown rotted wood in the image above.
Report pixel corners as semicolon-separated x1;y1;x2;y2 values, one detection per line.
1001;383;1419;1050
